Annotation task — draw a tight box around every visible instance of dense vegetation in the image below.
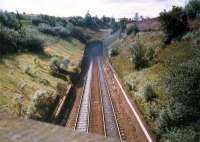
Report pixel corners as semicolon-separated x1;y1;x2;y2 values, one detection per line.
160;6;189;44
0;11;43;55
185;0;200;19
109;1;200;141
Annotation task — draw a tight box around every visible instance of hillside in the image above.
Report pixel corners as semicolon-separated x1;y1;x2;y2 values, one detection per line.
0;13;86;119
109;19;200;141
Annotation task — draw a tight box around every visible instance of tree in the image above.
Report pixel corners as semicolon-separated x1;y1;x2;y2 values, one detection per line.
84;11;97;29
131;43;144;69
127;24;139;35
119;18;128;32
185;0;200;19
159;6;189;44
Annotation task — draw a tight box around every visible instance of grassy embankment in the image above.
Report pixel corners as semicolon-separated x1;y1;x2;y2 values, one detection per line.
109;21;199;137
0;19;84;116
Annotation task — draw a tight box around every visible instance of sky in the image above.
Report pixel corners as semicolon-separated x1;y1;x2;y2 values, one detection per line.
0;0;189;18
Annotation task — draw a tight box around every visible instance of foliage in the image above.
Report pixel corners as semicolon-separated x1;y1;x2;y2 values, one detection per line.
56;82;68;97
119;18;128;32
143;83;157;102
156;39;200;140
159;6;189;44
71;27;88;43
110;48;119;57
32;14;67;27
127;24;139;35
131;43;144;69
48;57;62;75
84;11;98;29
185;0;200;19
68;16;85;27
0;24;43;55
164;127;199;142
27;90;57;120
38;23;72;37
182;31;199;40
0;11;22;30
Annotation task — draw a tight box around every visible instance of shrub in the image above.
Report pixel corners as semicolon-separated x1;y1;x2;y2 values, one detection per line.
167;60;200;123
27;90;57;120
127;24;139;35
71;27;87;43
56;82;68;97
0;25;43;55
0;11;21;30
185;0;200;19
110;48;119;57
143;83;157;102
163;127;198;142
182;31;199;40
131;43;144;69
145;103;159;120
38;23;72;37
48;57;62;75
157;43;200;136
159;6;189;44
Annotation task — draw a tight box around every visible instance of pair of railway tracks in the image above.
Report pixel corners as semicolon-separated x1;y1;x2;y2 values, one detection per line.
72;57;125;141
66;56;153;142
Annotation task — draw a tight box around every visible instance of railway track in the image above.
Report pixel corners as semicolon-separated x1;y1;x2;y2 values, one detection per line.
89;59;105;135
65;40;153;142
97;56;122;140
103;58;152;142
75;61;93;132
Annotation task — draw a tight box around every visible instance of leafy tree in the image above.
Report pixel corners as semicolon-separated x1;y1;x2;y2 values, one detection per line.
143;83;157;102
157;40;200;140
110;48;119;57
119;18;128;32
127;24;139;35
0;24;42;55
48;57;62;75
131;43;144;69
185;0;200;19
27;90;57;120
84;11;97;29
159;6;189;44
0;11;22;30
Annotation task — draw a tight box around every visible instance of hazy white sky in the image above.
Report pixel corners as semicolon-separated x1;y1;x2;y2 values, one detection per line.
0;0;188;18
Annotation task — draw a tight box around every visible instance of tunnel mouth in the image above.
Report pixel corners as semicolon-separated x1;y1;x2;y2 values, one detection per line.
54;40;104;125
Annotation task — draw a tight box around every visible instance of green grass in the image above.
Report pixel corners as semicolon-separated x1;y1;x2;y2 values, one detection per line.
110;30;197;135
0;19;85;116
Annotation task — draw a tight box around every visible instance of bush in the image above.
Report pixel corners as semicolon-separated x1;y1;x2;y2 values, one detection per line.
157;42;200;137
182;31;199;40
167;60;200;122
0;25;43;55
32;14;67;27
131;43;144;69
71;27;87;43
48;57;62;75
27;90;57;120
110;48;119;57
185;0;200;19
143;83;157;102
38;23;71;37
0;11;21;30
159;6;189;44
127;24;139;35
163;127;198;142
56;82;68;97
